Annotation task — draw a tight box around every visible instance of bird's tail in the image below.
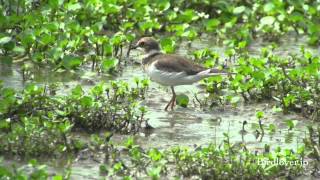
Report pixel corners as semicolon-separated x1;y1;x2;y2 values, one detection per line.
197;68;231;77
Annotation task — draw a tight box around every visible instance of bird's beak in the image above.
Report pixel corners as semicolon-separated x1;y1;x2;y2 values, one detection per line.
130;43;139;50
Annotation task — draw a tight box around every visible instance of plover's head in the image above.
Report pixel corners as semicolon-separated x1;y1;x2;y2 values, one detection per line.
132;37;160;53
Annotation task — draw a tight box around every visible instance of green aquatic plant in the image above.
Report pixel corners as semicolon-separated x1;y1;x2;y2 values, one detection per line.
159;37;176;54
200;46;320;121
176;94;189;108
256;111;265;134
1;0;320;178
98;135;307;179
0;78;149;156
1;0;320;77
0;159;48;179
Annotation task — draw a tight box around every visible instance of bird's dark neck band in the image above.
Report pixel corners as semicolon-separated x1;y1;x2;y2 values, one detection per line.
142;50;162;65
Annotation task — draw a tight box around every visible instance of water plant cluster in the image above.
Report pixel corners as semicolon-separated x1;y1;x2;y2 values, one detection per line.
1;0;320;70
0;79;148;156
199;46;320;121
1;0;320;179
99;135;306;179
2;129;320;179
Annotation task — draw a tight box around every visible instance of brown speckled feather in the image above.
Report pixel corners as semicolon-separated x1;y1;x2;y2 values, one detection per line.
151;54;206;75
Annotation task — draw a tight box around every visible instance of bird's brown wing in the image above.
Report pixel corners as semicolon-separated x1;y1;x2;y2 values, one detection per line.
153;54;206;75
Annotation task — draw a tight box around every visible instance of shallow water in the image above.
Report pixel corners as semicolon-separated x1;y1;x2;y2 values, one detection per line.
0;36;319;179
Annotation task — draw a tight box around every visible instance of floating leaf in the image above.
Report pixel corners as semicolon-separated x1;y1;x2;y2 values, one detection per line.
176;94;189;108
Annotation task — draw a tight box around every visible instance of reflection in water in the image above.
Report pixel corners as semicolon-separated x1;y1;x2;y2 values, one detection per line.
0;60;13;76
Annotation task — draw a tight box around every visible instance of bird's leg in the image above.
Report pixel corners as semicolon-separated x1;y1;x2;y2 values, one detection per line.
164;86;176;111
164;97;173;111
170;86;176;110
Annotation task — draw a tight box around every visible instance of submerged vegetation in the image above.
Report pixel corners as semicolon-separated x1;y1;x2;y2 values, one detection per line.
1;0;320;179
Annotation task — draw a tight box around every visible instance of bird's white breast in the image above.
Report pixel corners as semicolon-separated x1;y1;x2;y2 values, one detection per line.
145;62;208;86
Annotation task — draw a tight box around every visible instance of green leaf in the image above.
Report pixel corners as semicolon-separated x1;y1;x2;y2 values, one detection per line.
21;33;36;47
61;55;82;69
205;19;220;31
71;85;83;97
147;166;162;179
263;3;275;13
103;44;113;56
40;33;55;45
268;124;276;133
103;3;122;14
176;94;189;108
160;37;176;53
256;111;264;119
31;52;44;63
156;0;170;11
101;58;118;72
139;20;161;32
49;0;63;9
12;46;25;54
3;41;15;52
285;120;298;130
48;47;64;61
66;2;81;11
233;6;246;14
52;175;63;180
0;36;11;45
178;9;199;22
80;96;93;107
260;16;275;26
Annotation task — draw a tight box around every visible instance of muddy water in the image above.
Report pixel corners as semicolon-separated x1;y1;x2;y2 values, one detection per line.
0;36;319;179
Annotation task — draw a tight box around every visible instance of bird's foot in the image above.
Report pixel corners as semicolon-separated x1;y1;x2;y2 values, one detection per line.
165;98;174;111
164;96;176;111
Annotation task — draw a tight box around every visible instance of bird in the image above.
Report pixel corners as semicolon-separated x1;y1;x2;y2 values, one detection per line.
131;37;229;111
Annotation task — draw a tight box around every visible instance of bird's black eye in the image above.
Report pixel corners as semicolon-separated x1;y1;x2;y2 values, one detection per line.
139;41;145;47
